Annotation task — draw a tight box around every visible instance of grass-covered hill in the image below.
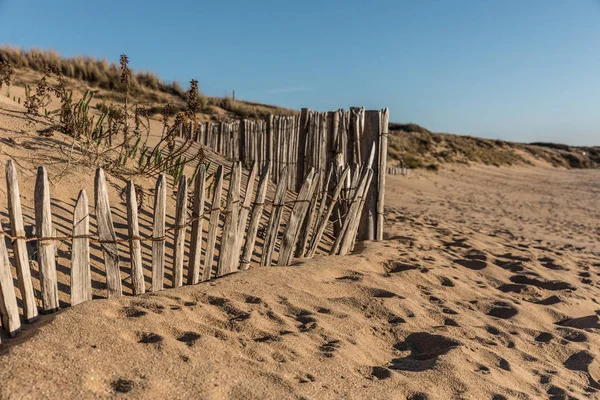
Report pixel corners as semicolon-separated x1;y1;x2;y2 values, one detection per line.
388;123;600;170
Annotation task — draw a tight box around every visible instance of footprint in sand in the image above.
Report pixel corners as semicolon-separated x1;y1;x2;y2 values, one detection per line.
486;302;518;319
556;328;587;343
389;332;460;372
564;350;600;390
525;295;561;305
454;258;487;270
176;332;201;347
555;315;600;330
509;275;574;291
493;258;525;273
369;366;392;380
534;332;553;343
385;261;420;273
111;378;135;394
319;339;341;358
137;332;163;346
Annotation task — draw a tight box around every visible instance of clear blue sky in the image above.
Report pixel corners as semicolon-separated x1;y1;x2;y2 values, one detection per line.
1;0;599;145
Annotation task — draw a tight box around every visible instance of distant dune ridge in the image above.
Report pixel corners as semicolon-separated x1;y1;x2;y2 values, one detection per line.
0;48;599;399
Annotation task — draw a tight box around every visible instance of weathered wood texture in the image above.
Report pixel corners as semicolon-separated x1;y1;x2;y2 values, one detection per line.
241;164;270;270
278;168;318;266
126;182;144;295
218;162;241;276
173;175;188;287
261;167;288;267
203;166;224;281
0;222;21;336
187;165;206;285
94;168;122;299
152;174;167;291
35;166;60;311
71;189;92;305
5;160;38;321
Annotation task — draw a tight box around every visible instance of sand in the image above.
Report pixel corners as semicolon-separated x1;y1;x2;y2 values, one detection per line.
0;95;600;399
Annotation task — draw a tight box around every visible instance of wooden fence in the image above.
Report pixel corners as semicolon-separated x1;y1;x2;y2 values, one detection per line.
178;107;389;241
0;153;375;341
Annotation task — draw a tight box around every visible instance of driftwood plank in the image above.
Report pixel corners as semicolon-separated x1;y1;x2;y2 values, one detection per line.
71;189;91;306
233;161;257;269
261;166;288;267
217;162;241;276
277;168;318;266
187;164;206;285
240;163;270;270
126;182;144;295
0;222;20;337
202;166;224;281
173;175;188;287
307;166;350;257
376;108;389;241
151;174;167;291
34;166;59;312
5;160;38;321
94;168;122;298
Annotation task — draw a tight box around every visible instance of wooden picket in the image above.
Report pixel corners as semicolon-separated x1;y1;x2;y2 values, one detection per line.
72;189;92;305
5;160;38;322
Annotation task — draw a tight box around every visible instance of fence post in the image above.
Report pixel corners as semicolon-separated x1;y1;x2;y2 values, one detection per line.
187;164;206;285
173;175;188;287
35;166;60;311
202;166;224;281
296;172;321;257
151;174;167;291
94;168;122;298
71;189;92;305
5;160;38;322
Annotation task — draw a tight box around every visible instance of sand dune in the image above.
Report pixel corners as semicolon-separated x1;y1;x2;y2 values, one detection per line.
0;133;598;399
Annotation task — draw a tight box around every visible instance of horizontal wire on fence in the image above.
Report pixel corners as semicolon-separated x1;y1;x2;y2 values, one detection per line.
0;189;345;246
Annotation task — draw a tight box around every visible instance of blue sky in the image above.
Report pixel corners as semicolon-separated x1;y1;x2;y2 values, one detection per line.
1;0;599;145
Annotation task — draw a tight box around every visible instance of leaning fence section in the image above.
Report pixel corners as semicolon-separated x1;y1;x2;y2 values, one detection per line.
0;155;374;342
178;107;389;242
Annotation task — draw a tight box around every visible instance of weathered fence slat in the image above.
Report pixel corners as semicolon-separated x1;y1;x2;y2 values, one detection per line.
126;182;144;296
307;166;350;257
172;175;188;287
376;108;389;241
278;168;318;266
261;166;288;267
94;168;122;298
240;164;270;270
331;165;373;256
217;162;241;276
35;166;60;312
5;160;38;321
342;169;374;255
71;189;92;305
0;222;21;337
233;162;257;270
202;166;223;281
296;172;321;257
151;174;167;291
187;164;206;285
